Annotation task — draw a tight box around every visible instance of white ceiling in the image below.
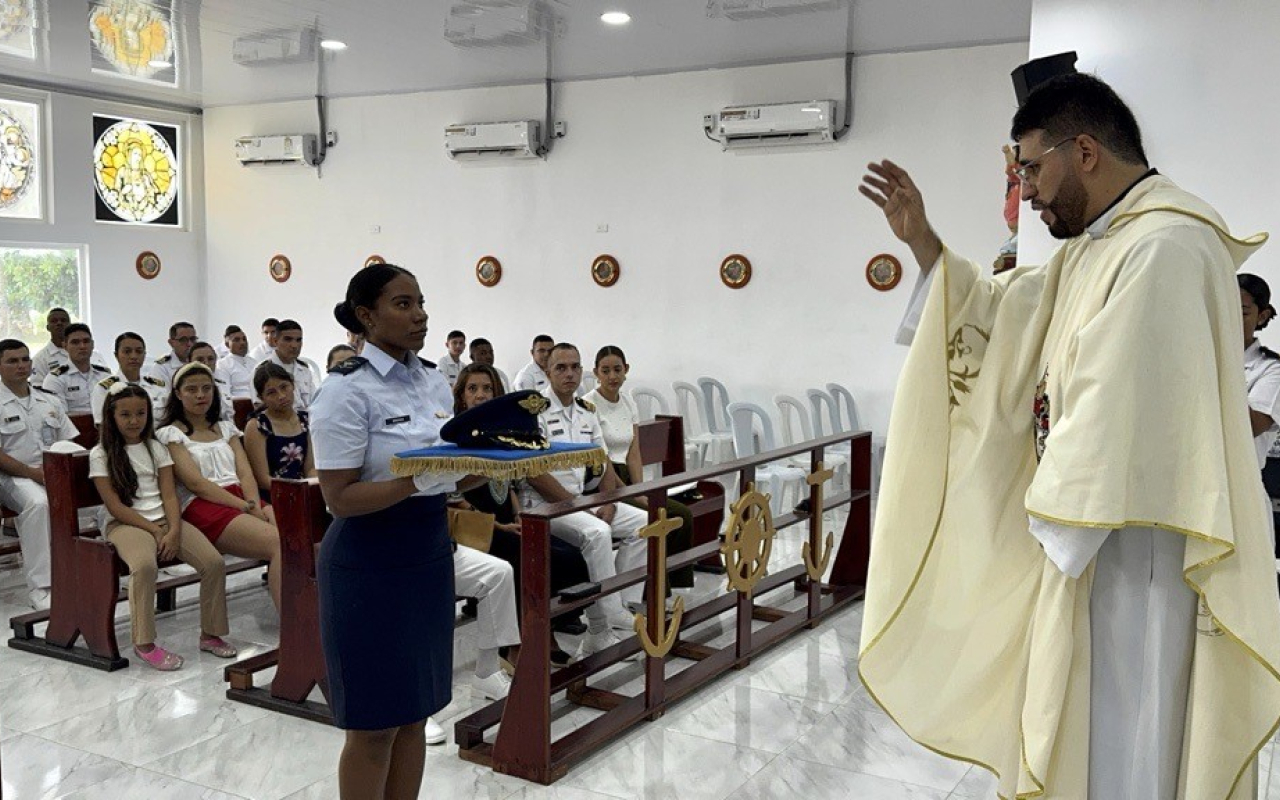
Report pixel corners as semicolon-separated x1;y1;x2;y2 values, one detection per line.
0;0;1032;110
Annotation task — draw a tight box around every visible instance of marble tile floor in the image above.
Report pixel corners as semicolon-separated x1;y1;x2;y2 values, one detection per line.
3;520;1280;798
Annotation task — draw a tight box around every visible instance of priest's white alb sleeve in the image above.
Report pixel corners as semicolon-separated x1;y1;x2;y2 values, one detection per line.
1028;515;1112;579
893;257;941;346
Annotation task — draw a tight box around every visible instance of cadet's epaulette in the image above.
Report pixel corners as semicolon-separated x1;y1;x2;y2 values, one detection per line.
155;354;171;364
143;375;166;387
32;386;55;395
49;363;69;376
91;364;110;373
1261;344;1280;362
418;357;437;369
97;375;121;389
214;377;228;385
576;398;596;413
330;356;369;376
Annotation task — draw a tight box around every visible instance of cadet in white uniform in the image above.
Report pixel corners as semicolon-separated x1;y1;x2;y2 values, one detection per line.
522;343;645;659
468;338;511;393
247;318;278;364
188;341;237;423
30;308;111;383
0;339;81;609
216;326;256;399
268;320;319;410
41;323;111;416
437;330;466;386
144;321;199;388
90;332;169;425
513;334;554;393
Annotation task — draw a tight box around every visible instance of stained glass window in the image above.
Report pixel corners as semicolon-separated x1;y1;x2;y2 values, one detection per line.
88;0;176;86
0;0;37;60
92;114;180;226
0;96;42;220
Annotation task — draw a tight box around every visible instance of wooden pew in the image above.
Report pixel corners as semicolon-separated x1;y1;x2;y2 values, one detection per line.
224;478;333;723
6;450;267;671
232;398;254;432
635;415;725;571
68;413;97;449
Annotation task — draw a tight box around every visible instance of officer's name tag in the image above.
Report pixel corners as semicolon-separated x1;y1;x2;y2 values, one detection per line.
3;416;17;423
549;427;565;436
384;415;411;426
69;386;81;392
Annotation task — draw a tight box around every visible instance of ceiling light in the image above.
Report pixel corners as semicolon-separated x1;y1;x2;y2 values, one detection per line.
600;11;631;25
148;59;171;68
319;39;347;51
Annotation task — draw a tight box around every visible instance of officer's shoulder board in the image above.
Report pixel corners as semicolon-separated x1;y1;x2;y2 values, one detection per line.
49;363;69;376
155;354;171;364
32;385;56;395
91;364;110;373
97;375;121;390
418;357;437;369
143;375;166;388
576;398;596;413
330;356;369;376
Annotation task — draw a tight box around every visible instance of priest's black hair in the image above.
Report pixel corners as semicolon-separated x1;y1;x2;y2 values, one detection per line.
1011;73;1147;167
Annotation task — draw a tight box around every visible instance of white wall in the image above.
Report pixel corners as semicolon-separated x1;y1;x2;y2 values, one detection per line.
1020;0;1280;282
0;86;205;364
203;44;1027;437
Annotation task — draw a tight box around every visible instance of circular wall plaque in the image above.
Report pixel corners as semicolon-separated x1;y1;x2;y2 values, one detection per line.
269;254;292;283
865;253;902;291
476;255;502;287
364;254;385;269
591;254;620;287
136;250;161;280
719;254;752;289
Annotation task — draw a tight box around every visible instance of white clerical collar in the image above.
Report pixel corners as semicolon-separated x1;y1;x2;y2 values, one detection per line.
1086;204;1122;240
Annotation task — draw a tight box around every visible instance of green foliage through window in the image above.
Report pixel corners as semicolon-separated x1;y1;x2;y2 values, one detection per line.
0;246;82;347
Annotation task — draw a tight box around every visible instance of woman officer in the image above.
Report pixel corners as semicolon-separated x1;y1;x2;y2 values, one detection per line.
311;263;476;799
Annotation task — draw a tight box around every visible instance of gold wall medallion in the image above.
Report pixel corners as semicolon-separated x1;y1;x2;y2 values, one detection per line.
476;255;502;287
135;250;161;280
591;254;620;287
633;510;685;659
269;254;292;283
719;254;752;289
865;253;902;291
802;463;835;581
721;484;776;595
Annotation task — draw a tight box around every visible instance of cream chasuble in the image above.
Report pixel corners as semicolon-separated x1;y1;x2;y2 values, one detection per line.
859;174;1280;799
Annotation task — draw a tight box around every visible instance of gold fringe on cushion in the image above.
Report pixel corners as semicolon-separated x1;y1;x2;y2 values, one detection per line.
390;447;608;481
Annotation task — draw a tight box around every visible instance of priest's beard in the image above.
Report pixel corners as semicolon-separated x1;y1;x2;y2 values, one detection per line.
1041;170;1089;240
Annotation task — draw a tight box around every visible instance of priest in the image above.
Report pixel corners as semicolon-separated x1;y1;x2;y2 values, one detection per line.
857;73;1280;799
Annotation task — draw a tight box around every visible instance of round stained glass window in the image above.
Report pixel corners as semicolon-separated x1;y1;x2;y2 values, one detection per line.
93;118;178;223
0;108;35;209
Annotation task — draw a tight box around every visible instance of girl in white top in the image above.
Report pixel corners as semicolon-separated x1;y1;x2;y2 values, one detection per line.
582;345;643;481
1239;274;1280;469
90;383;234;669
156;362;282;609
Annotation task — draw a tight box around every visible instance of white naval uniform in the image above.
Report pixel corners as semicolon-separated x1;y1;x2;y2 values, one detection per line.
216;353;257;399
513;361;549;393
143;350;185;388
267;353;319;410
520;388;646;621
1244;339;1280;469
30;342;111;384
41;362;111;416
0;384;80;592
437;354;465;386
90;373;169;425
896;202;1202;799
453;544;521;655
247;340;274;364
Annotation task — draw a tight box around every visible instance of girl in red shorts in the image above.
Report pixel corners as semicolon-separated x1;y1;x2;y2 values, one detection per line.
156;362;282;610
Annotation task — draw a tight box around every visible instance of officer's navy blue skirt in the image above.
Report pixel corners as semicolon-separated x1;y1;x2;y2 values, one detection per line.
318;494;454;730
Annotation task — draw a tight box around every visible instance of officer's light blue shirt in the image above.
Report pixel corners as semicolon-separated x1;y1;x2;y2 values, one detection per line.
310;343;456;495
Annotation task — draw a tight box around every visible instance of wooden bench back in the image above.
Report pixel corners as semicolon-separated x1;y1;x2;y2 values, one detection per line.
634;414;689;477
233;398;255;432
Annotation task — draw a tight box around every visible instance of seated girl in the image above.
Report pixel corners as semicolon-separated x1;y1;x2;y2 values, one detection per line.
90;383;236;669
583;345;695;589
244;363;316;504
156;362;282;609
452;363;591;664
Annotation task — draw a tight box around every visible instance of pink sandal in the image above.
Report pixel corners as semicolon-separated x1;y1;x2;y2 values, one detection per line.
135;644;184;671
199;635;239;658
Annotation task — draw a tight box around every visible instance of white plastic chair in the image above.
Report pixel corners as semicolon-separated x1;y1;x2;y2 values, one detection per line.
826;382;863;432
674;381;734;465
808;387;855;463
631;386;701;469
774;394;849;493
727;401;807;516
696;376;733;437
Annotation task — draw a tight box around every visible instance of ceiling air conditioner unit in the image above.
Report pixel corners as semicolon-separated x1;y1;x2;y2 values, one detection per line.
444;120;541;161
234;134;318;166
708;0;847;21
710;100;837;150
232;28;317;67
